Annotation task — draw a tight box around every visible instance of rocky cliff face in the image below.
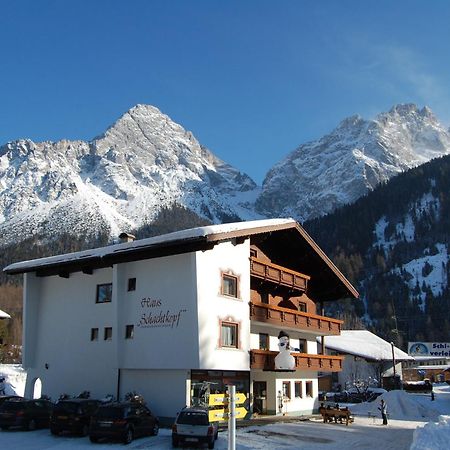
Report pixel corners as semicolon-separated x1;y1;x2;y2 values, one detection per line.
255;104;450;221
1;103;449;246
0;104;260;246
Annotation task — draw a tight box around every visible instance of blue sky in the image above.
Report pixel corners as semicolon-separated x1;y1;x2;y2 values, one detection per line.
1;1;450;184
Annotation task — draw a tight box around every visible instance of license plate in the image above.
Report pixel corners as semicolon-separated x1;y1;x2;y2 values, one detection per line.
186;437;198;442
57;416;68;420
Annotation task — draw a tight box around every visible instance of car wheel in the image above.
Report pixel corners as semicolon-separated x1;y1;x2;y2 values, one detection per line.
90;436;99;443
151;423;159;436
1;426;9;431
80;424;89;436
208;438;215;449
27;419;37;431
50;427;60;436
123;426;134;445
172;437;179;447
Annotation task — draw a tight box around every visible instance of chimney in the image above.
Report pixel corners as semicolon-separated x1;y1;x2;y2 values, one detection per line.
118;232;136;244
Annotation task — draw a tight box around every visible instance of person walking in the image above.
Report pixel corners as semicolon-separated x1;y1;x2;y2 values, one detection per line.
0;377;5;395
378;399;388;425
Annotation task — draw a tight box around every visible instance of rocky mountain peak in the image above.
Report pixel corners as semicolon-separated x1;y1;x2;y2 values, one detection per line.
256;104;450;221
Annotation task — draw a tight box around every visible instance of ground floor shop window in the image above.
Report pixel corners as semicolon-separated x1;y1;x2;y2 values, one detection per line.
190;370;250;411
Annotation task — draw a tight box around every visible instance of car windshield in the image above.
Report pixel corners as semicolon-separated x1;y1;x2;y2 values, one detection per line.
177;411;209;425
95;407;126;419
54;402;80;413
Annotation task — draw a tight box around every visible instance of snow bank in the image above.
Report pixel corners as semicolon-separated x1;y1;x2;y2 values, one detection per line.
351;390;441;421
410;415;450;450
0;364;26;396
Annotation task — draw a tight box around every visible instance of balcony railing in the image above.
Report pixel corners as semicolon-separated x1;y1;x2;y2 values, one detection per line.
250;301;343;335
250;349;343;372
250;256;310;292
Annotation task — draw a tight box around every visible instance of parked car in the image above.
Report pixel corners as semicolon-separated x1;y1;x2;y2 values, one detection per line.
0;395;22;406
172;407;219;449
50;398;101;436
0;398;53;430
89;402;159;444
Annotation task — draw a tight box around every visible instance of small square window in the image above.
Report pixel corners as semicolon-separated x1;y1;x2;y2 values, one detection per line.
104;327;112;341
299;339;307;353
260;292;269;304
125;325;134;339
298;302;307;312
220;322;238;348
90;328;99;341
96;283;112;303
306;381;313;397
259;333;269;350
282;381;291;399
295;381;303;398
128;278;136;291
222;274;237;297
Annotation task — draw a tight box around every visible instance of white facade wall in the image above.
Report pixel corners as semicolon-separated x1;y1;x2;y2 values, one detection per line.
23;269;117;399
116;254;200;370
195;239;251;370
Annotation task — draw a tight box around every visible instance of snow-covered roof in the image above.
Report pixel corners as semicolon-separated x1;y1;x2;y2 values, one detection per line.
3;218;359;301
3;218;296;274
0;308;11;319
321;330;413;361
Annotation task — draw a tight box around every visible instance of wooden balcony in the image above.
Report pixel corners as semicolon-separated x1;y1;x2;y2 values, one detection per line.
250;349;344;372
250;301;343;335
250;256;310;292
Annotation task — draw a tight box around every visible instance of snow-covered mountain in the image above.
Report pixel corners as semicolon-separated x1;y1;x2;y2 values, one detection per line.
0;105;261;246
256;104;450;221
1;103;449;247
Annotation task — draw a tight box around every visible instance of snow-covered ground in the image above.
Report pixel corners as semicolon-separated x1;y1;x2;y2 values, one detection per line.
1;365;449;449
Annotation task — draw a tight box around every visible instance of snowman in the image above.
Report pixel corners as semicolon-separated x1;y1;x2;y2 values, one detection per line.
274;331;299;370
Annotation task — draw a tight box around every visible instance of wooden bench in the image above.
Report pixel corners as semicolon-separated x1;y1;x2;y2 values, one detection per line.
319;407;353;426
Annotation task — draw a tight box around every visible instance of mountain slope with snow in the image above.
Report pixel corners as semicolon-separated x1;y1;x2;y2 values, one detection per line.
1;103;449;247
256;104;450;221
0;105;261;246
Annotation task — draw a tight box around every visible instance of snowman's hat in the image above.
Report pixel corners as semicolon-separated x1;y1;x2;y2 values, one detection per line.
278;330;290;339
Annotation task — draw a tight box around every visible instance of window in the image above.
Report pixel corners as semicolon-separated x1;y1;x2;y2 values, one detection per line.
298;301;307;312
259;333;269;350
96;283;112;303
260;292;269;304
282;381;291;399
306;381;313;397
298;339;307;353
125;325;134;339
250;248;257;258
90;328;99;341
127;278;136;291
222;274;238;297
220;322;238;348
295;381;303;398
104;327;112;341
